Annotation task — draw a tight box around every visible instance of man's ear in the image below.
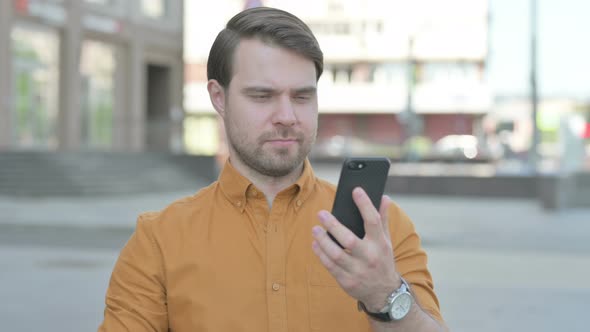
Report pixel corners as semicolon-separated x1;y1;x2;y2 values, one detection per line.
207;79;226;118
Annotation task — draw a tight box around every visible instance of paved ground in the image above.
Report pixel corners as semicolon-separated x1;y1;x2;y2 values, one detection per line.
1;164;589;331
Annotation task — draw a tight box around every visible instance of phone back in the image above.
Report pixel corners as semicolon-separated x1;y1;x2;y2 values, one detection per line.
330;157;391;242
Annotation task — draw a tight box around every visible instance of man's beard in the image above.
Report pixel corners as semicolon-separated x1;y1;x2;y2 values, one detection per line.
227;125;314;177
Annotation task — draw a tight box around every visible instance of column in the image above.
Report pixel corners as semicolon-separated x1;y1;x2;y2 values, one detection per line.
128;39;145;152
58;0;82;150
0;1;13;149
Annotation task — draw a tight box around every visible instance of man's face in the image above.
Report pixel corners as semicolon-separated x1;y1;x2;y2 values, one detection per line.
220;38;318;177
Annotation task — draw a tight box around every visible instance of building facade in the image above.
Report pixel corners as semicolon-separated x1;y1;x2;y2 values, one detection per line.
183;0;491;159
0;0;184;152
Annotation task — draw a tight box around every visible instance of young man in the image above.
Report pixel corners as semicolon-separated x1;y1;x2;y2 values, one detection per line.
99;7;446;332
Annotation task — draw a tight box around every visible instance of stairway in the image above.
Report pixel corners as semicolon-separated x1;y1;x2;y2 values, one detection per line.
0;151;217;196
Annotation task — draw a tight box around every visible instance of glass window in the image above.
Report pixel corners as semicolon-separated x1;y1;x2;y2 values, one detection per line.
373;63;407;86
422;62;479;85
183;115;219;155
141;0;168;19
83;0;126;17
80;40;116;149
11;25;60;150
85;0;116;5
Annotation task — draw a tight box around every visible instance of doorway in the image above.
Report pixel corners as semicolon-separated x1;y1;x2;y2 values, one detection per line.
145;64;171;151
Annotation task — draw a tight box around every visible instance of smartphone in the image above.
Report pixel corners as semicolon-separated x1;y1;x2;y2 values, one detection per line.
329;157;391;248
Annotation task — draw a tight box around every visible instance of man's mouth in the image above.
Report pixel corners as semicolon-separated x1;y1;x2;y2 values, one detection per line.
266;139;298;147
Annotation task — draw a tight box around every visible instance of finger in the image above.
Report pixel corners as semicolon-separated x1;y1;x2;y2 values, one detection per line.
379;195;392;238
312;226;350;278
317;210;361;253
312;238;348;276
352;187;384;241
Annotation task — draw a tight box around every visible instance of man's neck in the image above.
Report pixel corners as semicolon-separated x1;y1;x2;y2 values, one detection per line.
229;157;304;207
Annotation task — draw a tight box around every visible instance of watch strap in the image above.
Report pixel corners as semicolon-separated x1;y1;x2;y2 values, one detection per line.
357;278;411;322
357;300;393;322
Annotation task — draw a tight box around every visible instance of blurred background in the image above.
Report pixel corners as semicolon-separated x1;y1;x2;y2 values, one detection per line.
0;0;589;331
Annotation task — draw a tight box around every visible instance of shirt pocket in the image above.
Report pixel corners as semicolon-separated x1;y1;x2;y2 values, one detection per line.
307;263;370;332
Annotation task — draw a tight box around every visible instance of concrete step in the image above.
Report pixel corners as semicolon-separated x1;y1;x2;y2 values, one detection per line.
0;151;217;197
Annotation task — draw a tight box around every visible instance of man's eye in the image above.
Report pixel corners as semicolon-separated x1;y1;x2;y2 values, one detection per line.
294;95;311;102
251;95;270;101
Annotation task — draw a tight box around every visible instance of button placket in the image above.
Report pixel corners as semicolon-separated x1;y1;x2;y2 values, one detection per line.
265;199;288;332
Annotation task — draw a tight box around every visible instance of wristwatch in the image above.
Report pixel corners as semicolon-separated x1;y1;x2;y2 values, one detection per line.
357;277;414;322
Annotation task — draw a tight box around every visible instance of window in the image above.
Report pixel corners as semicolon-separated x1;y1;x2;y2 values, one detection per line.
183;115;219;155
141;0;168;19
11;25;60;149
85;0;116;5
421;62;480;85
80;40;116;149
373;63;407;85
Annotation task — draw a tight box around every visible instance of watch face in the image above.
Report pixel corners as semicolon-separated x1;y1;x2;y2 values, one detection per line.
390;292;413;320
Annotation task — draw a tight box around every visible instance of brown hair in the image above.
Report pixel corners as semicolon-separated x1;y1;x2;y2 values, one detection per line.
207;7;323;87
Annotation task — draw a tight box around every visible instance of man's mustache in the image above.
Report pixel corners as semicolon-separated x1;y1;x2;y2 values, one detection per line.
259;129;304;141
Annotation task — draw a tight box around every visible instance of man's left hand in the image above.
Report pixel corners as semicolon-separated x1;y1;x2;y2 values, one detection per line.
312;187;401;312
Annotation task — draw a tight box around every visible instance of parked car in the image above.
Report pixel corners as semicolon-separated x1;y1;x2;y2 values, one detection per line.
310;135;402;159
426;135;503;163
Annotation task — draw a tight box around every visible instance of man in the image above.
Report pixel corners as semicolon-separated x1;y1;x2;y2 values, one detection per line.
99;7;446;332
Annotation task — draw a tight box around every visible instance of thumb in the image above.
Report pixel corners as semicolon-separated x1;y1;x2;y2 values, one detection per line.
352;187;385;241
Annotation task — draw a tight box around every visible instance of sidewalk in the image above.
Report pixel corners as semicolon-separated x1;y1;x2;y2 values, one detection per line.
2;170;590;332
2;184;589;254
0;190;198;229
2;162;590;253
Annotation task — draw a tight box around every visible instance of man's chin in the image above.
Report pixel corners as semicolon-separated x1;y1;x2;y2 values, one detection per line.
257;155;305;177
263;145;298;158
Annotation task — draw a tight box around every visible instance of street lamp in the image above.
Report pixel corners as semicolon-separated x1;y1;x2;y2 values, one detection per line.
529;0;540;173
400;33;423;141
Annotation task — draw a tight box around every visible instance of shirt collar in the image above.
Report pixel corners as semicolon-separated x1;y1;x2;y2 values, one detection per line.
291;158;316;212
218;158;316;213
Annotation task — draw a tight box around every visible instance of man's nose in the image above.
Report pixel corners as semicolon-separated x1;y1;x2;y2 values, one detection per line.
272;95;297;126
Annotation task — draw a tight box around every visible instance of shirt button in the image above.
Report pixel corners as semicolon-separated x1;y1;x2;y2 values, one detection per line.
296;200;302;207
272;283;280;291
236;201;242;207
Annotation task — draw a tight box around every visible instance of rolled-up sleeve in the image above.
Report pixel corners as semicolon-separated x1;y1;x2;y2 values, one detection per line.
389;202;444;324
98;212;168;332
